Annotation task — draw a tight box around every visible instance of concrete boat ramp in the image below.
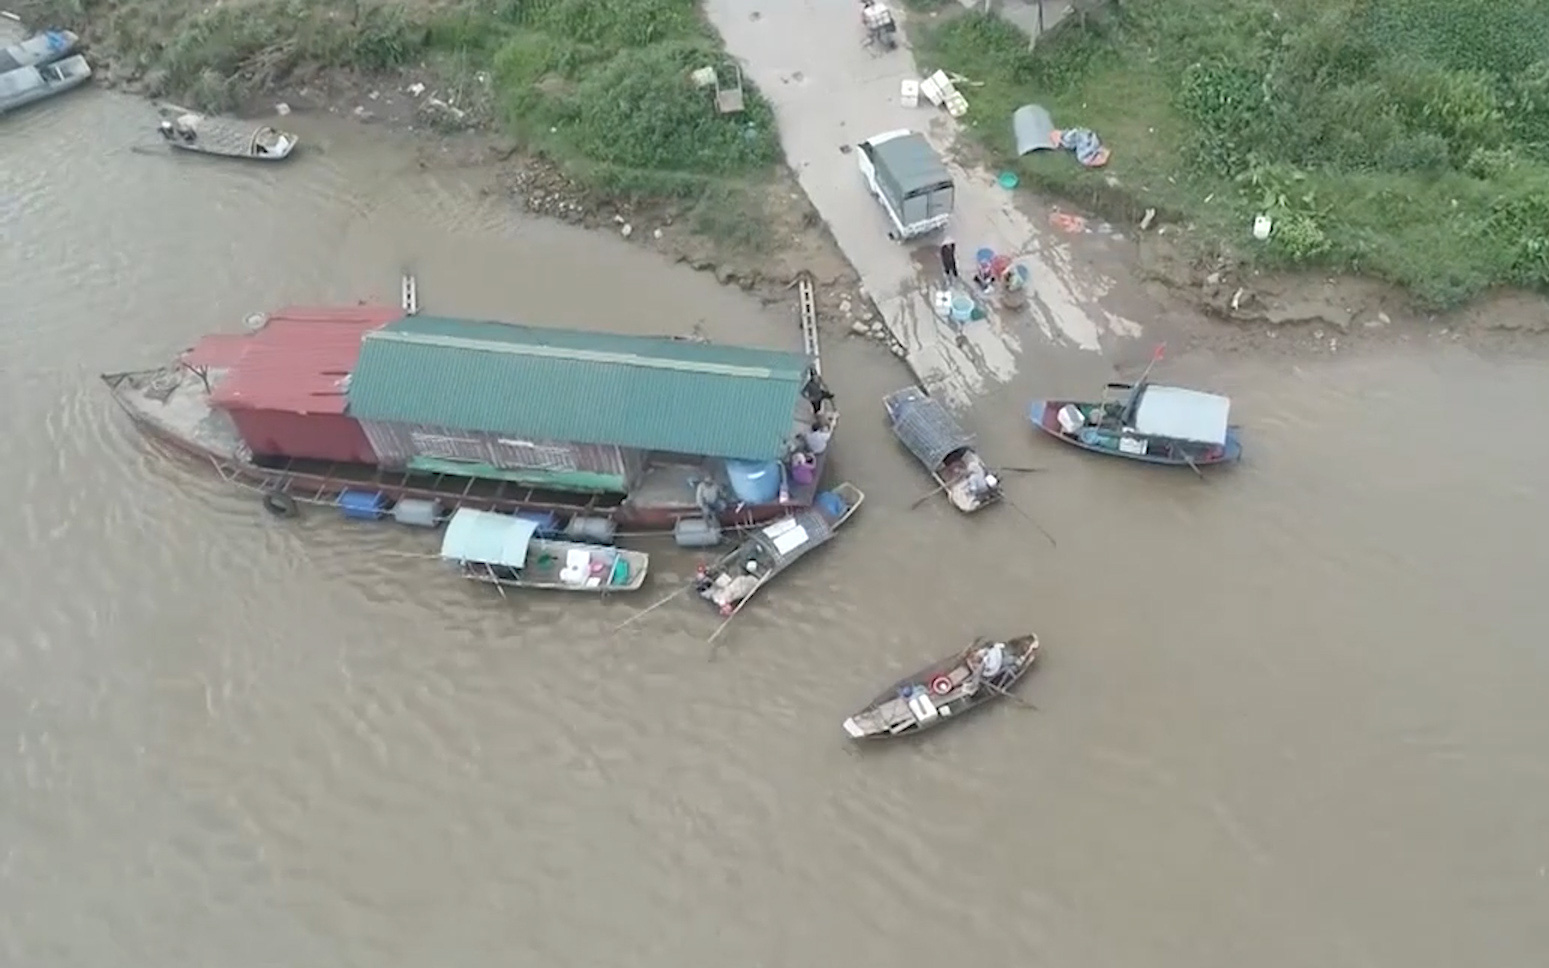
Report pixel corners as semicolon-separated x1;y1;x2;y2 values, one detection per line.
704;0;1134;407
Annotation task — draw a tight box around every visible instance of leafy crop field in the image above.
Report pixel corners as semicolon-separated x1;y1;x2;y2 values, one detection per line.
917;0;1549;308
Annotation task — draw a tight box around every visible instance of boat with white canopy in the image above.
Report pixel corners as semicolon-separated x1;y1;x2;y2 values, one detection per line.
438;508;649;593
1029;379;1242;469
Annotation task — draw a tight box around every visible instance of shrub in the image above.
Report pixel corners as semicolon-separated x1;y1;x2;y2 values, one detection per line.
914;0;1549;307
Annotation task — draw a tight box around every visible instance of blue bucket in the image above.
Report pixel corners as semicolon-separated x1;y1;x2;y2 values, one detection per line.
949;294;975;324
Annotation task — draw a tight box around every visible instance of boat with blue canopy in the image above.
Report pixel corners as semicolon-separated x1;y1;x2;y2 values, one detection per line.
1029;379;1242;469
882;386;1001;512
439;508;649;593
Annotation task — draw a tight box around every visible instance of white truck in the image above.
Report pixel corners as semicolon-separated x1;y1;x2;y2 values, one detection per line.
856;129;955;241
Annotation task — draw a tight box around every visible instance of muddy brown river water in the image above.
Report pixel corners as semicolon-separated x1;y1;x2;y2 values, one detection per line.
3;89;1548;967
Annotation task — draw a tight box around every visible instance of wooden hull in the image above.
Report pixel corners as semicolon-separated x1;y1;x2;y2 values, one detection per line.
931;452;1002;513
881;385;998;512
1028;399;1242;466
843;634;1039;740
460;542;650;593
101;369;810;533
167;140;297;161
694;482;864;618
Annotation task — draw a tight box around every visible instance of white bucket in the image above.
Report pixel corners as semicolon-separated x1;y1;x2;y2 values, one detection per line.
1252;214;1273;241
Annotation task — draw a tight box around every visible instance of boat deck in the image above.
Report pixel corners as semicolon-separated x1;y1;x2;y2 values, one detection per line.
107;363;826;523
626;452;823;511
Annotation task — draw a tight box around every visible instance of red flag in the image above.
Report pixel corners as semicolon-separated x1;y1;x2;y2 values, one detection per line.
1151;342;1166;362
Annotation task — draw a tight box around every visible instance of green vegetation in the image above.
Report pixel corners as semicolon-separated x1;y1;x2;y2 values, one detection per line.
31;0;782;249
915;0;1549;308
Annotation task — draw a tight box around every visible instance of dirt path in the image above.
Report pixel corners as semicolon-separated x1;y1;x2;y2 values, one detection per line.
702;1;1147;405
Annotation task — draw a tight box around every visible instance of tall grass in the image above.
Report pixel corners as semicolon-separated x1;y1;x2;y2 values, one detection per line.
31;0;784;248
916;0;1549;308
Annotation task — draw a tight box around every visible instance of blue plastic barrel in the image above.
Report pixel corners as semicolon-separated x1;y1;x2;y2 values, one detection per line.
338;490;388;520
725;459;782;504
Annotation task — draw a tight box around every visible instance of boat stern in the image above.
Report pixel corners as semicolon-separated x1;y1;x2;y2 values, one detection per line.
842;716;866;739
1220;426;1245;463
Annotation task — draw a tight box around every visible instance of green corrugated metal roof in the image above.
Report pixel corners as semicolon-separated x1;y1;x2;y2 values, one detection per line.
347;316;813;460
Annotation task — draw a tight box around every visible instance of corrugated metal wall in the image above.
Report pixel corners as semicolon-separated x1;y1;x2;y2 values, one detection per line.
230;410;378;465
360;420;627;478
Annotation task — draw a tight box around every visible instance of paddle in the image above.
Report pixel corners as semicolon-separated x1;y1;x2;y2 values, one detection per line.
981;676;1037;710
909;480;951;509
1182;453;1207;481
705;576;769;660
1004;496;1057;548
967;638;1037;710
910;466;1044;510
612;582;692;632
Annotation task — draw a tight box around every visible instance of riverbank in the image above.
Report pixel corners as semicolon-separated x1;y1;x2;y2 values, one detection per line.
912;0;1549;314
8;0;897;341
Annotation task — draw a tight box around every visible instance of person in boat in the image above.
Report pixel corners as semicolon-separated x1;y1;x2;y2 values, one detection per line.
158;120;175;141
693;477;726;521
967;641;1009;689
965;462;999;500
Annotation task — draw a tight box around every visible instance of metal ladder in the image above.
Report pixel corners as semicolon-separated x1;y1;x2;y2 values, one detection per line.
797;272;821;374
401;272;418;316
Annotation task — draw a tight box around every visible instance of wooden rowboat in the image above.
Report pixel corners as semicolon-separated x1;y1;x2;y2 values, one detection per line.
695;482;863;630
842;634;1039;740
1029;380;1242;468
156;107;298;160
882;385;1001;512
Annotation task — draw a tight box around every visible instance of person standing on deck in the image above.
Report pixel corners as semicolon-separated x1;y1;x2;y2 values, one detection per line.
939;236;959;281
801;370;835;414
693;478;725;522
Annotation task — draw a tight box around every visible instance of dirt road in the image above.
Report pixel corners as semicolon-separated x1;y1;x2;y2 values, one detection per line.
703;0;1132;405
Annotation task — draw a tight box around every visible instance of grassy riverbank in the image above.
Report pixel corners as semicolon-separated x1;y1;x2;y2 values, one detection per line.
915;0;1549;309
19;0;783;248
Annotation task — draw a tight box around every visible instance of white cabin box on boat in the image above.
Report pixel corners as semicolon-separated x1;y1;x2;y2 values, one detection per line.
855;129;954;241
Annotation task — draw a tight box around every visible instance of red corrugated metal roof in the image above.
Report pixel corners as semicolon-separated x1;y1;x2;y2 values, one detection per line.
210;305;403;415
183;334;250;370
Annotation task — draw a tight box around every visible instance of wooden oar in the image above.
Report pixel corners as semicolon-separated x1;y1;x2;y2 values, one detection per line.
998;465;1045;474
982;677;1037;710
705;577;769;659
909;479;951;509
966;638;1036;710
612;582;692;632
1182;453;1207;481
1004;496;1057;548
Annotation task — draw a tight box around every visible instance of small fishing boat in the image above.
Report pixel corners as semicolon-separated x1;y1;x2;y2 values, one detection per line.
439;508;649;593
1029;380;1242;469
882;385;1001;511
0;53;91;116
156;107;298;160
842;634;1039;740
695;482;864;625
0;29;77;73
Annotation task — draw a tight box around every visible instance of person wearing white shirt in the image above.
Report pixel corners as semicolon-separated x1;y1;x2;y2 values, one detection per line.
804;421;832;456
